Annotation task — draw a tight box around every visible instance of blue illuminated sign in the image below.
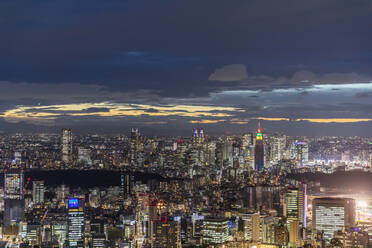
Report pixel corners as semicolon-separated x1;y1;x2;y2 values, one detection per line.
68;198;79;209
296;142;306;145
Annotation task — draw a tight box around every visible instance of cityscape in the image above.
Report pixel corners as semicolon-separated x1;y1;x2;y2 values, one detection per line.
1;126;372;247
2;0;372;247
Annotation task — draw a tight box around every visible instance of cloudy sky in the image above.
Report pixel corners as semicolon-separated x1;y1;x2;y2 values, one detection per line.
1;0;372;136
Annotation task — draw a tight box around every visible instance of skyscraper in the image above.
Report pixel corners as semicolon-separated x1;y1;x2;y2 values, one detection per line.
192;128;206;144
285;185;306;227
254;122;264;171
67;197;85;248
313;198;355;241
295;141;309;165
61;128;73;164
33;181;45;204
152;218;181;248
202;217;229;245
4;169;25;228
130;128;140;165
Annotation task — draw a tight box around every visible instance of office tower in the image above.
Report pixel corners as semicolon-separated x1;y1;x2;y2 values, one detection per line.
313;198;355;241
192;128;206;144
202;217;229;245
295;141;309;165
67;197;85;248
61;128;73;163
130;128;140;165
52;222;67;246
78;147;91;165
4;169;25;228
199;128;205;143
289;220;300;247
4;169;24;200
285;186;306;227
270;136;285;164
254;122;264;171
251;214;262;242
33;180;45;204
192;128;198;143
121;173;133;198
152;218;181;248
92;234;106;248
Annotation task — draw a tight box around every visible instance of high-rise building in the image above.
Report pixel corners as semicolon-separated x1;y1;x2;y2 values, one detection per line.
92;234;106;248
199;128;205;143
285;185;306;227
61;128;73;163
313;198;355;241
289;220;300;247
33;180;45;204
4;169;25;228
78;147;91;165
4;169;24;200
121;173;133;198
202;217;229;245
67;197;85;248
130;128;140;165
295;141;309;165
192;128;206;144
152;218;181;248
251;214;262;242
254;122;264;171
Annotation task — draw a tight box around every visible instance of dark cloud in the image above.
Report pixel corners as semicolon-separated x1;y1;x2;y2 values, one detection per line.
0;0;371;134
355;92;372;98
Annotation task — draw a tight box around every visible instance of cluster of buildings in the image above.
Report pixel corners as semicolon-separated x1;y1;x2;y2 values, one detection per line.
0;125;371;247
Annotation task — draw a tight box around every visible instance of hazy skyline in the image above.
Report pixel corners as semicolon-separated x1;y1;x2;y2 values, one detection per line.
1;0;372;135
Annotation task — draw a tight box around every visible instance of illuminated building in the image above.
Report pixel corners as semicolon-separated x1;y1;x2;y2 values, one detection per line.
121;173;133;198
202;217;229;245
313;198;355;241
4;169;24;200
130;128;140;165
52;223;67;246
199;129;205;143
274;219;289;246
61;128;73;164
26;224;41;246
67;197;85;248
289;220;300;247
3;169;24;228
192;128;206;144
255;122;264;171
92;234;106;248
33;180;45;204
152;218;181;248
78;147;91;165
251;214;262;242
295;141;309;165
285;186;306;227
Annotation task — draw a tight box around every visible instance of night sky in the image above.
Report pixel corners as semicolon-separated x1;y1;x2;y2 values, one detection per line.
1;0;372;136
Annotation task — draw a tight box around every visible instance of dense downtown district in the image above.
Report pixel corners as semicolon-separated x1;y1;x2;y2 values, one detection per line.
1;125;372;247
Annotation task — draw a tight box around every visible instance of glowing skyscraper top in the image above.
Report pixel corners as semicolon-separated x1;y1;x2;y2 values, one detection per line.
254;122;264;171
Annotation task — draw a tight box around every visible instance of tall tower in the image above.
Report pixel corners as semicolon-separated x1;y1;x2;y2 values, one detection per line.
67;197;85;248
285;185;306;227
254;122;264;171
61;128;73;164
33;181;45;204
130;128;140;165
199;128;205;143
3;169;24;229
